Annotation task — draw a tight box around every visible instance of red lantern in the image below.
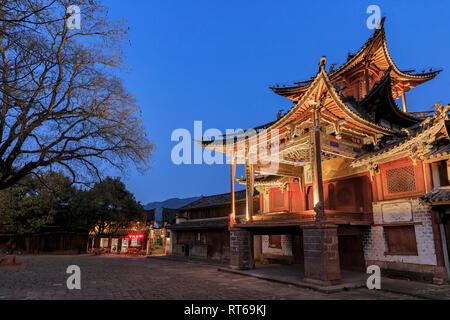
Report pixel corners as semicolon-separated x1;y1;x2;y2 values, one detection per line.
128;233;144;239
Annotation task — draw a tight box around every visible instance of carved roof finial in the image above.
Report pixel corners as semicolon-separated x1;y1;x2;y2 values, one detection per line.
277;109;284;120
379;16;386;29
319;56;327;70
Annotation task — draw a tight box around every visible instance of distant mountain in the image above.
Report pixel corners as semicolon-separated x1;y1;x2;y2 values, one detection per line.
144;196;200;226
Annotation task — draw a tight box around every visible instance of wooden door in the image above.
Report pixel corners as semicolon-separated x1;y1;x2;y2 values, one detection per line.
292;234;304;264
445;218;450;260
338;235;366;272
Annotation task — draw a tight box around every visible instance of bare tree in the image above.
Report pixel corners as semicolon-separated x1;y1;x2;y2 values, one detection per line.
0;0;153;190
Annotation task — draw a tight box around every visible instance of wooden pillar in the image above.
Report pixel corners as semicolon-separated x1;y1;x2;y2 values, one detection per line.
245;161;254;222
303;97;341;285
311;106;326;223
401;92;408;113
364;62;370;96
230;162;236;225
254;235;263;263
230;229;254;270
146;236;151;255
303;224;341;285
245;140;254;222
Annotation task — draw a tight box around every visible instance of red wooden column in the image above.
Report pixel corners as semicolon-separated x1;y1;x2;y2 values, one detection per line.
245;160;254;222
364;61;370;96
230;148;255;270
244;140;254;222
311;104;326;222
302;60;341;285
401;92;408;113
230;162;236;226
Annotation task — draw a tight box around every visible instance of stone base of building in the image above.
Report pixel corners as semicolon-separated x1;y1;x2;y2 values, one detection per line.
366;260;449;284
230;229;254;270
303;223;341;285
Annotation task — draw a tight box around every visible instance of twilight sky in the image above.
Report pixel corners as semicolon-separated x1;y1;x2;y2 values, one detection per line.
104;0;450;204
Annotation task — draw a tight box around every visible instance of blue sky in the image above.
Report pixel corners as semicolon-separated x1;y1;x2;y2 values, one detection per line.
104;0;450;204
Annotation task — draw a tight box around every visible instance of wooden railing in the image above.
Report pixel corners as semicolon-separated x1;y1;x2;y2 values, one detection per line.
251;210;372;225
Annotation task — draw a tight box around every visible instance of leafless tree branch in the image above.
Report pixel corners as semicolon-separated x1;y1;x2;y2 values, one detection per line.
0;0;153;190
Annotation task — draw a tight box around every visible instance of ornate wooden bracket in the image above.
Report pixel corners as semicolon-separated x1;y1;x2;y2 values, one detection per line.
332;120;346;140
409;146;423;165
369;162;380;181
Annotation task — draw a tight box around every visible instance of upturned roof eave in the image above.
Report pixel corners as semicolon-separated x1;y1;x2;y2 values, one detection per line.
351;112;450;167
201;65;395;155
272;18;441;100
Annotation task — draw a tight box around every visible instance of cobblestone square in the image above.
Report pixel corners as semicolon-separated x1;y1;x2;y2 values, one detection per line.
0;255;425;300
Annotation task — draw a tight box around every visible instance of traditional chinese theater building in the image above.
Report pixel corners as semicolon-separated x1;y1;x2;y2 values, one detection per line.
198;19;450;284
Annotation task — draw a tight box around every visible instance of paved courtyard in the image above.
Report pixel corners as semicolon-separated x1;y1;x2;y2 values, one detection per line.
0;255;431;300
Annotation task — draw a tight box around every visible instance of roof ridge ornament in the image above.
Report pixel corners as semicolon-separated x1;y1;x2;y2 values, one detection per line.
378;16;386;30
432;102;450;120
319;56;327;71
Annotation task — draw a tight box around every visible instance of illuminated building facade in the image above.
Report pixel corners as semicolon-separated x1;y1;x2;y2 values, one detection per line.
197;19;450;284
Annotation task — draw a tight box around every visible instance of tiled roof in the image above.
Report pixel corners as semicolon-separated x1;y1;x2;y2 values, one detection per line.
424;143;450;161
352;113;449;166
237;175;291;187
162;208;178;225
166;217;230;231
179;190;247;210
357;70;420;127
422;187;450;204
99;227;147;236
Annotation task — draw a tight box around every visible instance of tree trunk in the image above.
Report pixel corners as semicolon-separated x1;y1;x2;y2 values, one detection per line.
25;236;31;253
59;235;64;250
39;237;46;253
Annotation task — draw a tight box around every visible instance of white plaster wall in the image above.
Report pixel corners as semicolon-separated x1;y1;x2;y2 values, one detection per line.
363;198;437;266
262;235;293;256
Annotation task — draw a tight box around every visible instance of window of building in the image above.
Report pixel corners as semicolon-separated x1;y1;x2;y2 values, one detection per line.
121;238;128;252
334;180;359;212
130;238;139;246
100;238;109;248
268;235;282;249
328;184;335;210
271;188;285;210
263;192;270;213
384;226;418;255
386;165;416;194
337;186;352;204
194;232;207;245
431;161;449;188
306;186;313;210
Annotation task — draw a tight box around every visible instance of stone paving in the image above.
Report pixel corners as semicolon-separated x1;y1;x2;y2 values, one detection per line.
0;255;423;300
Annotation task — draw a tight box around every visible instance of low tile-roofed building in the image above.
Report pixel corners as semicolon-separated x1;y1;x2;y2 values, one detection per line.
179;190;247;210
166;217;230;231
168;190;260;262
161;208;178;225
422;187;450;204
424;143;450;162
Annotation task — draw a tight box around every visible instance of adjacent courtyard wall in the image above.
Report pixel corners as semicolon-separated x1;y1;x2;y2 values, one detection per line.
363;197;446;282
